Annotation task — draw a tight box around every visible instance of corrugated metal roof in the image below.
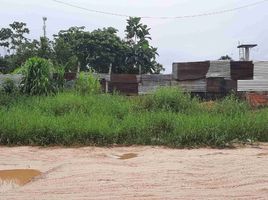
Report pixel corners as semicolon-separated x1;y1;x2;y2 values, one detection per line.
254;61;268;80
238;80;268;92
206;61;230;78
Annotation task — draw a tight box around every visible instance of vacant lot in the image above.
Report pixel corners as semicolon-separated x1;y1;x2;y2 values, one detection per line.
1;145;268;200
1;88;268;148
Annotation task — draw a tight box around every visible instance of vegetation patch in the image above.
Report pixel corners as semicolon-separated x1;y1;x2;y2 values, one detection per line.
0;87;267;148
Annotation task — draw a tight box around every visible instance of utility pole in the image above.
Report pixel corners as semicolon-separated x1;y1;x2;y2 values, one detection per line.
42;17;47;38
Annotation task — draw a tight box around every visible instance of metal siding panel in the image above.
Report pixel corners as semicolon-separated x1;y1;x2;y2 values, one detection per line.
238;80;268;91
110;74;138;83
206;61;231;78
172;79;207;92
138;85;161;94
230;61;254;80
254;61;268;80
172;61;210;81
109;82;138;95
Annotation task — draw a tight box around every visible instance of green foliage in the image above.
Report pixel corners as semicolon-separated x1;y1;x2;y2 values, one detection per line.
219;55;233;61
213;94;250;116
139;87;199;113
1;19;164;74
0;88;267;147
75;72;101;95
0;21;30;53
20;57;56;96
1;78;18;94
125;17;164;74
53;67;65;92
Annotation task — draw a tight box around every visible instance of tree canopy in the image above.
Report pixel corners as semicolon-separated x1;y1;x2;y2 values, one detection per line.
0;18;164;74
219;55;233;61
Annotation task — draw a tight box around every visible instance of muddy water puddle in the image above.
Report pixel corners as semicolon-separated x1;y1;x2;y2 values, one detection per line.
0;169;41;186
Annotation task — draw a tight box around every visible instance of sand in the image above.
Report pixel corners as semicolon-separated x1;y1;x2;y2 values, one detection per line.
0;145;268;200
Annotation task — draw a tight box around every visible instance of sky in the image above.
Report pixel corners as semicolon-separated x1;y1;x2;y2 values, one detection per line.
0;0;268;73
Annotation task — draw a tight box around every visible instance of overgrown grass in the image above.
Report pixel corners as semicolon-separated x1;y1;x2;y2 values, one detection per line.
0;87;267;147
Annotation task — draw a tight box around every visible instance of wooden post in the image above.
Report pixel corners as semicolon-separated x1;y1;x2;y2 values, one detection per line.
106;63;112;93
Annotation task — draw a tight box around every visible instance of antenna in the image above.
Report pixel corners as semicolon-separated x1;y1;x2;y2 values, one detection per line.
42;17;47;38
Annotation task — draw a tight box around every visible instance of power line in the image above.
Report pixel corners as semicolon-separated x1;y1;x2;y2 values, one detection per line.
52;0;129;17
52;0;268;19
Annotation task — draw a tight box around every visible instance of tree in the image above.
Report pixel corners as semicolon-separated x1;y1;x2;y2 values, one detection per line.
219;55;233;61
0;22;30;53
76;27;129;73
125;17;164;74
53;27;128;73
1;19;164;74
9;22;30;51
37;37;53;59
0;28;12;51
53;26;85;72
0;22;34;71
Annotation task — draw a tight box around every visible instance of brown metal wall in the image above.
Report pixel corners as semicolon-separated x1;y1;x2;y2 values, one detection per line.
207;78;237;93
230;61;253;80
109;74;139;95
108;83;138;95
172;61;210;81
110;74;138;83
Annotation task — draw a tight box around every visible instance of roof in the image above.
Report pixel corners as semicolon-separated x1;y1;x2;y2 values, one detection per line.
237;44;257;48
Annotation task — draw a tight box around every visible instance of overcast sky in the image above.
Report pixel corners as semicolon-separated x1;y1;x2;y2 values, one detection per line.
1;0;268;73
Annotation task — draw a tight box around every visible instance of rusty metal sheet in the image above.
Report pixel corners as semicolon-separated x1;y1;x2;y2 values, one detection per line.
172;61;210;81
141;74;172;82
207;78;237;93
230;61;253;80
109;82;138;95
110;74;138;83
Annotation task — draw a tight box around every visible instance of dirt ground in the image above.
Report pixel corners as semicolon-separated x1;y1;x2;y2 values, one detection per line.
1;145;268;200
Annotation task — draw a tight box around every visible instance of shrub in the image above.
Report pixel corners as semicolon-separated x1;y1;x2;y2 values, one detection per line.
139;87;200;113
20;57;56;96
75;72;101;95
0;91;267;147
1;78;18;94
213;94;250;116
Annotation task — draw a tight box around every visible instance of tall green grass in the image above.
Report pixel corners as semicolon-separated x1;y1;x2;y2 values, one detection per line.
0;87;267;147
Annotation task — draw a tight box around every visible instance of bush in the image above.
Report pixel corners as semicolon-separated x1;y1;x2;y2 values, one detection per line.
20;57;56;96
139;87;200;113
1;78;19;94
75;72;101;95
213;94;250;116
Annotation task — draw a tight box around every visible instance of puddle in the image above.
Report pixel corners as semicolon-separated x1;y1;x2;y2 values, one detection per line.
0;169;41;186
119;153;138;160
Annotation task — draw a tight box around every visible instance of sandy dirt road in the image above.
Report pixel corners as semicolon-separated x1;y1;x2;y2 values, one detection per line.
0;145;268;200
